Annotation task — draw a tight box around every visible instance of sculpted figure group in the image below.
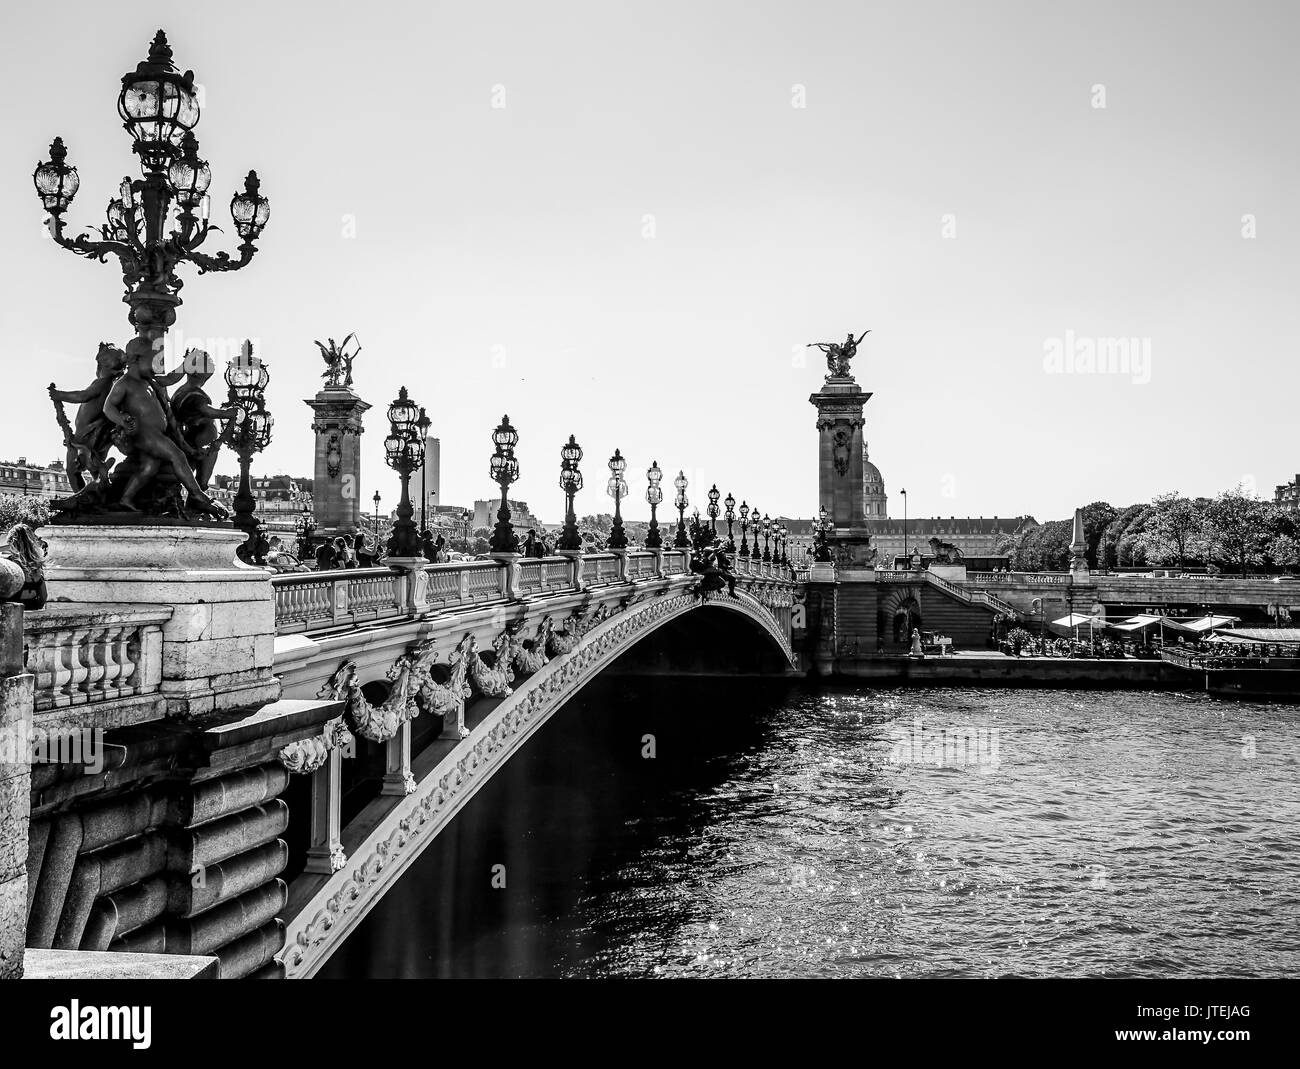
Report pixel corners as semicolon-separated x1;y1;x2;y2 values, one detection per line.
48;339;238;520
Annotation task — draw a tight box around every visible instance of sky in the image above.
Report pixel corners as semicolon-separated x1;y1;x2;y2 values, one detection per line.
1;0;1297;525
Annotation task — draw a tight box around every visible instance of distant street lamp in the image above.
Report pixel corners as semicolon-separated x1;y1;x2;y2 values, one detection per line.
372;490;381;541
778;523;789;566
488;414;520;553
645;461;664;549
813;506;832;562
225;345;272;563
738;500;751;558
901;488;909;563
723;492;736;551
607;450;629;550
762;514;773;563
707;484;721;536
558;434;584;552
416;407;431;532
383;386;425;558
673;471;689;548
294;504;317;559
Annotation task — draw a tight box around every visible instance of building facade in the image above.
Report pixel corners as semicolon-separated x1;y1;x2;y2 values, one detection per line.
0;458;71;499
1275;474;1300;514
211;474;314;532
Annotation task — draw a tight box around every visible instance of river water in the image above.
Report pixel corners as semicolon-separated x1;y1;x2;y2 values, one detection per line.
318;678;1300;978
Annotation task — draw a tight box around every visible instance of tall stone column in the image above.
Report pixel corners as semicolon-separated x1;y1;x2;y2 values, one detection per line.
305;385;371;540
810;376;876;569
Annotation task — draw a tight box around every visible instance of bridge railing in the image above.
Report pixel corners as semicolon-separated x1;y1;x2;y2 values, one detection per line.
23;606;172;716
967;571;1070;586
273;567;405;633
270;548;789;634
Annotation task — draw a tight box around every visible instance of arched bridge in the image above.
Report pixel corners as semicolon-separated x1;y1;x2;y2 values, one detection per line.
267;548;797;977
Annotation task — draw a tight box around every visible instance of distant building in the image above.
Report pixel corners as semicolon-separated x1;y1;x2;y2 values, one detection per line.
473;498;545;533
1275;475;1300;514
780;438;1031;564
0;457;71;499
211;474;314;531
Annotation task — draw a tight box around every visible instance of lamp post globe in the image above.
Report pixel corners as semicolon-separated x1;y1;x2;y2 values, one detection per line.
382;386;424;559
558;434;584;552
607;449;629;550
645;460;664;550
223;345;272;563
672;470;689;548
488;415;521;553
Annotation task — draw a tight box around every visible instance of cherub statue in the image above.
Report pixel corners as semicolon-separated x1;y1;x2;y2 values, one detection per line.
103;338;228;517
171;349;240;491
316;333;361;389
807;330;870;379
48;342;127;489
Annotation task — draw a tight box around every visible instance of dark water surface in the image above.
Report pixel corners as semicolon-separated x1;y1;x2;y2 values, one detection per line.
318;679;1300;978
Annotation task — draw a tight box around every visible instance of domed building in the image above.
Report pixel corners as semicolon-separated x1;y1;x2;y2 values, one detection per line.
862;441;887;518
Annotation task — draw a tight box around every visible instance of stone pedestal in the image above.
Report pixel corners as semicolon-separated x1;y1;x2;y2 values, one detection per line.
1;603;32;979
810;376;876;569
305;385;371;539
42;526;280;717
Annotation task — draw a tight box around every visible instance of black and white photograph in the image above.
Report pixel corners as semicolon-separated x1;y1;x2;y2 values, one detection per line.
0;0;1294;1051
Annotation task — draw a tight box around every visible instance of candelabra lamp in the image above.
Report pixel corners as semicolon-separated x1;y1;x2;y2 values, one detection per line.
607;449;629;550
489;415;520;553
33;31;271;347
558;434;584;552
673;470;689;548
738;500;751;558
707;484;720;536
383;386;425;558
294;504;317;560
723;491;736;551
762;513;772;563
645;461;664;549
225;347;272;562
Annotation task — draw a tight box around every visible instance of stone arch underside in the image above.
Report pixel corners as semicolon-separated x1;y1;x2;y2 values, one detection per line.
280;587;794;978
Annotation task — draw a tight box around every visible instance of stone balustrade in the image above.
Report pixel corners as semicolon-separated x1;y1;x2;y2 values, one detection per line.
22;606;173;729
270;550;701;636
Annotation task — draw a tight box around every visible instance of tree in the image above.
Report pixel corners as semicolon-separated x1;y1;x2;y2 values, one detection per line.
1141;491;1205;571
1077;501;1117;568
1267;533;1300;571
1204;486;1272;577
470;536;490;555
0;494;50;530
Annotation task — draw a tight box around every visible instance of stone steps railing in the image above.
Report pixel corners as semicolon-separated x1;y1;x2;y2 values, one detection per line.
23;607;172;715
967;571;1070;586
271;549;787;634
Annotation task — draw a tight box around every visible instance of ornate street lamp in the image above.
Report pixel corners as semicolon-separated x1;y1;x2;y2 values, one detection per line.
372;491;382;541
224;345;272;562
33;31;270;347
558;434;584;552
383;386;425;559
723;491;736;551
295;504;317;560
489;415;520;553
707;484;721;536
779;523;790;566
416;407;431;533
673;471;689;548
813;505;832;562
762;514;773;563
738;500;751;558
607;450;629;550
645;461;664;549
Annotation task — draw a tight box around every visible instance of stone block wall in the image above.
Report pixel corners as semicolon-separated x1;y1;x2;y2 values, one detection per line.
1;602;32;979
